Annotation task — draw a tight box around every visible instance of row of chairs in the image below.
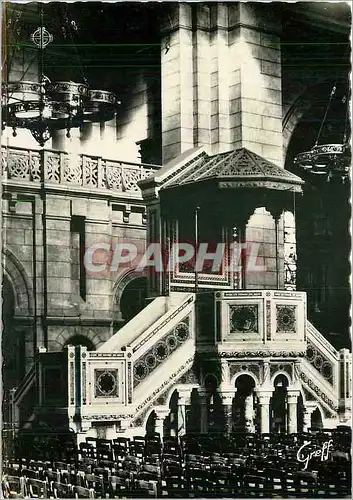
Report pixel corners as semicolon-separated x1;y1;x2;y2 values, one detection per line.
2;460;351;498
3;446;351;497
3;431;351;498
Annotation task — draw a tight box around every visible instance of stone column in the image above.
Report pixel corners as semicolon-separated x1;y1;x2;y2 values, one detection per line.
303;408;313;433
199;392;208;434
154;408;169;442
339;349;352;422
177;391;190;437
161;4;194;163
221;392;234;435
244;394;255;433
160;3;283;164
287;391;299;434
227;3;283;165
257;392;272;434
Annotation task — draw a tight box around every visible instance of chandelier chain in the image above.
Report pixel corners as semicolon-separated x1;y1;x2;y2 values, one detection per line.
314;85;336;147
60;4;88;86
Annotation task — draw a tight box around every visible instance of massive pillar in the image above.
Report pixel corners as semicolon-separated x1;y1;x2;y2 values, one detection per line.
160;3;285;291
161;3;283;164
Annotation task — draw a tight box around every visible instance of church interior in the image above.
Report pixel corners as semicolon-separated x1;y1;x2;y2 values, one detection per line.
1;2;351;498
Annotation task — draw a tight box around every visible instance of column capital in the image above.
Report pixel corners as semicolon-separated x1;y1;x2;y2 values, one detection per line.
220;392;234;406
154;406;170;420
304;403;317;415
198;391;209;401
178;395;191;406
257;394;272;406
287;390;300;404
256;391;273;404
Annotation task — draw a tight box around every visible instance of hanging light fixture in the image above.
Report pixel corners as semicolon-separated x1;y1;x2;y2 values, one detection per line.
294;84;351;183
1;6;119;147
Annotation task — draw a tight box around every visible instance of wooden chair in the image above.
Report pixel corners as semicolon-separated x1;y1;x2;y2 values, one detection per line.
82;473;105;498
265;468;285;498
122;455;140;473
294;471;318;498
27;478;48;498
241;474;267;498
73;485;95;498
133;479;158;498
107;475;130;498
2;475;26;498
52;481;73;499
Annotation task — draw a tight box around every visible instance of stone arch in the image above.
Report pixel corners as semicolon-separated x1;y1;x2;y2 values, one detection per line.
112;268;149;320
142;408;157;430
203;373;219;391
270;371;292;387
311;405;324;430
53;328;101;351
164;385;180;409
63;335;95;351
2;247;34;316
231;371;259;388
282;74;348;158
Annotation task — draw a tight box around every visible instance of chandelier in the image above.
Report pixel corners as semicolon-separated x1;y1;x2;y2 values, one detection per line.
294;84;351;183
1;8;119;147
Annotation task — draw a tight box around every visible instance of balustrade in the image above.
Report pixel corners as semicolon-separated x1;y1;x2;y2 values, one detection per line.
1;146;159;195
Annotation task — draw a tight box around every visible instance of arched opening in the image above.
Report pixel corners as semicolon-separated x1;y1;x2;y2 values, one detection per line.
119;277;148;322
234;374;256;433
63;335;95;351
270;375;289;433
168;390;179;438
2;275;26;426
297;393;305;433
311;408;323;431
187;388;200;435
145;411;156;437
285;79;350;348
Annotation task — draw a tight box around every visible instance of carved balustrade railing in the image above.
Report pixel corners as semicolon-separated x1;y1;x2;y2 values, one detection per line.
1;146;159;195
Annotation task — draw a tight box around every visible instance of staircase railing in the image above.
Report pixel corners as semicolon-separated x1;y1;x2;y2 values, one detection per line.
130;294;195;355
13;361;38;406
306;321;339;361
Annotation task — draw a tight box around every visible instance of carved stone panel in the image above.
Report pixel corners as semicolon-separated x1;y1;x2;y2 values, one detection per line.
229;305;259;334
276;305;296;333
95;369;119;398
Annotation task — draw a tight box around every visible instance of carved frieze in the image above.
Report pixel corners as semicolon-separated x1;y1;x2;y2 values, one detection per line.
306;341;334;384
276;305;296;333
300;372;337;411
133;317;190;387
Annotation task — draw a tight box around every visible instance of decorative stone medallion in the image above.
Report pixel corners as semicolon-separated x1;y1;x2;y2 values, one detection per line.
95;369;119;398
276;305;296;333
229;305;258;334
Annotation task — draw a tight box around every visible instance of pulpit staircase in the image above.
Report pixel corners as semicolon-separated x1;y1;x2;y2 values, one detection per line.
9;291;351;437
